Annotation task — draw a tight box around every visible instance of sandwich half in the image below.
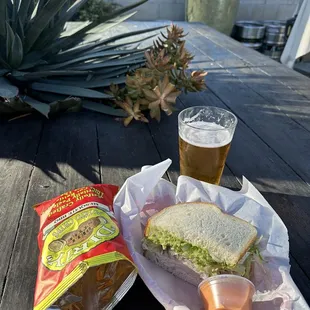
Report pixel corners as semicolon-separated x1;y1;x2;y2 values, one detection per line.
142;202;258;286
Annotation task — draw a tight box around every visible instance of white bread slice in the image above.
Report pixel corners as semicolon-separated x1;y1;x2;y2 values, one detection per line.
145;202;257;266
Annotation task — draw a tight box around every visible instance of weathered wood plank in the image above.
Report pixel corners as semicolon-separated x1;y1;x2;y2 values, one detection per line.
100;22;307;308
127;23;310;290
180;22;310;100
0;111;165;310
177;89;310;288
92;22;168;305
0;114;101;310
0;117;42;304
182;23;310;134
146;87;310;303
97;22;164;185
96;117;166;309
0;23;167;310
133;21;240;190
97;114;163;186
143;21;310;187
260;65;310;100
177;27;310;188
102;26;240;310
290;255;310;304
139;22;310;302
146;98;240;190
205;77;310;184
1;21;308;310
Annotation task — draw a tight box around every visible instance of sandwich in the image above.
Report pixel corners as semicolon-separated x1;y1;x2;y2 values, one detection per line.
142;202;259;286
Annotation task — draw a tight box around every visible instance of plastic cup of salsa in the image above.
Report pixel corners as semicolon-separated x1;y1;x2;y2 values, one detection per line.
198;274;255;310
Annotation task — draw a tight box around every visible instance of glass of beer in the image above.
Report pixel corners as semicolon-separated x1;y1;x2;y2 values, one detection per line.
178;106;237;185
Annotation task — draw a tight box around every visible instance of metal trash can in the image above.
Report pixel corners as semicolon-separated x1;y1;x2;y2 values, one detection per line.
263;20;287;33
262;45;285;61
263;32;286;45
261;20;287;61
263;20;287;45
232;21;264;52
234;21;265;40
240;41;263;51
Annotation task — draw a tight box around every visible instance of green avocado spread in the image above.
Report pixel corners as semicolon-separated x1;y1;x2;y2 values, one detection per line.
147;228;213;269
146;228;262;278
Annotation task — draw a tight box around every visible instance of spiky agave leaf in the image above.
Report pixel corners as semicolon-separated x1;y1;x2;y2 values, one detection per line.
0;0;166;117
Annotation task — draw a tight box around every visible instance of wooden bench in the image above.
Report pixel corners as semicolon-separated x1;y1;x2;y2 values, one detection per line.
0;21;309;309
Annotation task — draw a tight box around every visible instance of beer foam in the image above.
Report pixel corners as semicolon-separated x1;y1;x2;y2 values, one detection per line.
179;121;232;148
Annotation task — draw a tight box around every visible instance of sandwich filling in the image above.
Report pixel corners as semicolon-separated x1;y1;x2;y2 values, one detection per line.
145;227;262;278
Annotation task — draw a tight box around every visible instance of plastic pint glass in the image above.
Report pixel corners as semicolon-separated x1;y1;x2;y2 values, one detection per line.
178;106;237;185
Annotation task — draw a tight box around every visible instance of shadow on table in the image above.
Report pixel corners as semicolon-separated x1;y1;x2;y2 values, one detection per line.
0;113;103;183
0;112;177;187
1;113;310;307
2;106;310;188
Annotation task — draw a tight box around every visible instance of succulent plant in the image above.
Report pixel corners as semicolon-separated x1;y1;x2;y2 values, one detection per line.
145;49;172;72
125;69;153;99
143;75;181;121
116;95;148;126
110;25;208;126
163;24;187;44
0;0;164;118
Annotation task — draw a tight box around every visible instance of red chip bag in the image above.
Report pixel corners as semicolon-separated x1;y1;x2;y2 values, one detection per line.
33;184;136;310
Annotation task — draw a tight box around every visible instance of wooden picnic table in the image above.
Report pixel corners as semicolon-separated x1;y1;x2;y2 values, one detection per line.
0;21;310;309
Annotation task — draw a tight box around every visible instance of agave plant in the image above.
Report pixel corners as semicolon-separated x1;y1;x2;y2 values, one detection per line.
0;0;164;118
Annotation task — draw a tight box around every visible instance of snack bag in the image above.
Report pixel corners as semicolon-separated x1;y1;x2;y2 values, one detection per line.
33;184;136;310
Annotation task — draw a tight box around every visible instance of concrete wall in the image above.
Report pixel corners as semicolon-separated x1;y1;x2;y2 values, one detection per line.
237;0;300;21
115;0;300;22
114;0;185;21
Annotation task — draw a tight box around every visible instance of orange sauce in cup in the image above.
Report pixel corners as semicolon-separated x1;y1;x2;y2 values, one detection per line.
199;275;255;310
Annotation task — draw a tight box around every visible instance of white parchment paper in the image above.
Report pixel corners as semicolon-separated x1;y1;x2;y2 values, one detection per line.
113;159;309;310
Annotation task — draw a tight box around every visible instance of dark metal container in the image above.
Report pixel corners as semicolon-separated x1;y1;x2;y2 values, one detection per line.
234;21;265;40
240;41;263;51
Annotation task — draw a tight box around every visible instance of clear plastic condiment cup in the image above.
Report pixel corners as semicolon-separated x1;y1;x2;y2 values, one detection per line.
198;275;255;310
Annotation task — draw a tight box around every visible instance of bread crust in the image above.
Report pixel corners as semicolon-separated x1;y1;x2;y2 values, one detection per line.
144;202;257;264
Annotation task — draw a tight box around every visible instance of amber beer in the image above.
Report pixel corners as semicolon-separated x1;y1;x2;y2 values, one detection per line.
178;107;237;185
179;135;231;185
